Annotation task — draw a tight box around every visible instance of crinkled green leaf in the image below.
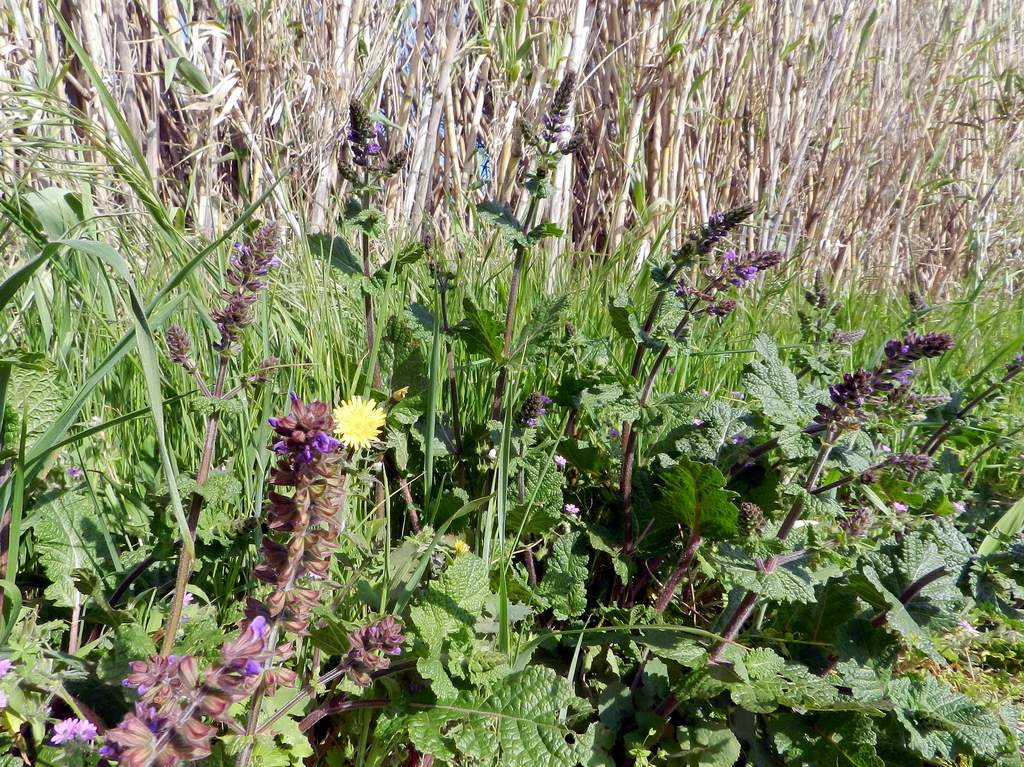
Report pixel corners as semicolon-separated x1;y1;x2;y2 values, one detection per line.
658;456;739;540
770;712;884;767
890;675;1005;760
674;722;741;767
32;492;108;607
743;335;819;426
536;531;589;619
409;554;492;654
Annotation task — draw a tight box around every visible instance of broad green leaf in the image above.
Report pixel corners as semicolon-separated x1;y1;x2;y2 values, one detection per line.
770;712;884;767
415;667;594;767
477;200;529;246
33;493;108;607
890;675;1005;760
743;335;818;426
409;554;492;654
453;296;505;362
658;456;739;539
536;531;588;619
674;722;741;767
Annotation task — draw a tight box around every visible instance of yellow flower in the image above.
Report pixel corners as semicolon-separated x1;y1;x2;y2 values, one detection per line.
333;395;386;450
453;538;470;556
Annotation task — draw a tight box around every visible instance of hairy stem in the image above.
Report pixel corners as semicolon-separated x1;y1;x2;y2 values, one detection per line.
870;565;947;627
161;356;229;655
361;181;381;390
706;432;835;665
654;531;703;614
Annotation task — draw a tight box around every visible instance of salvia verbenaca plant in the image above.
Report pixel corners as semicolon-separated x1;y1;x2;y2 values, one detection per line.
160;223;282;656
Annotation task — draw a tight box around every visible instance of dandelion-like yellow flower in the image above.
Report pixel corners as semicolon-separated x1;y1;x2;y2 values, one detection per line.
453;538;470;556
333;395;386;451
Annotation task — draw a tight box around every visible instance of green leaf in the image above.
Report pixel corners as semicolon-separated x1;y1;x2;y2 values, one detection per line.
674;722;741;767
453;296;505;362
412;667;594;767
770;712;884;767
536;531;589;619
527;222;563;242
977;495;1024;556
718;546;830;603
32;493;108;607
658;456;739;540
890;675;1005;760
307;233;361;275
6;358;67;444
477;200;529;246
608;294;641;343
409;554;492;655
743;335;818;426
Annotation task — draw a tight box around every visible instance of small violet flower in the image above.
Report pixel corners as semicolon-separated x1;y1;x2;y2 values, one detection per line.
731;433;749;444
952;501;966;514
0;658;12;678
564;503;580;516
553;454;567;469
51;718;98;745
892;501;909;513
67;466;83;480
691;418;705;426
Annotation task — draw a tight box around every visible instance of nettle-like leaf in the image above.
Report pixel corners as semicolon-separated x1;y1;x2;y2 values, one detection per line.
848;532;968;657
404;666;594;767
385;309;431;403
409;554;492;655
718;545;837;604
506;456;566;536
454;295;505;362
477;200;529;247
512;295;566;360
723;648;846;714
8;356;68;444
658;455;739;539
535;530;589;619
889;675;1005;760
743;335;820;427
672;401;751;462
673;722;741;767
770;712;884;767
608;293;642;343
32;492;108;607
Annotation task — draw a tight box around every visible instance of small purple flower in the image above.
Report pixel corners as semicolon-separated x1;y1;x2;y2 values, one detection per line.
893;501;909;513
609;428;620;439
51;718;98;745
67;466;83;480
182;592;194;607
0;658;12;678
0;690;7;710
554;455;567;469
731;433;749;444
691;418;705;426
564;503;580;516
244;659;262;676
881;445;891;453
952;501;966;514
250;615;269;639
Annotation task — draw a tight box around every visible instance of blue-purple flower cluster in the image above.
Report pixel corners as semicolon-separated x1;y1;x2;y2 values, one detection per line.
268;394;340;464
517;392;553;427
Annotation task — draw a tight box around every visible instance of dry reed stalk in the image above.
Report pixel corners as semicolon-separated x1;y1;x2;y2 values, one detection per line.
2;0;1022;288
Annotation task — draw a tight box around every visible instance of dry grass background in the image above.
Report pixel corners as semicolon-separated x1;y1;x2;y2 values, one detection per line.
2;0;1024;291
